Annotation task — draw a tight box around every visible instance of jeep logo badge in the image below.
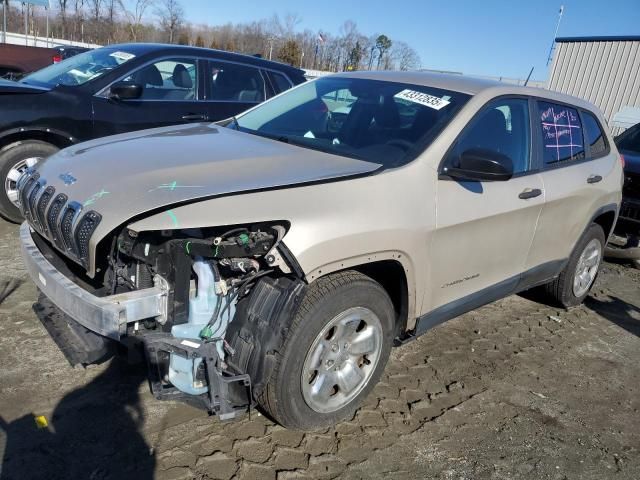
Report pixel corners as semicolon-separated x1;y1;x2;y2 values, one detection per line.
59;173;77;185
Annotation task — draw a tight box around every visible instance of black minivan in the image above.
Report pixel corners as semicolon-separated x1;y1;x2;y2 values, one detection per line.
0;43;306;222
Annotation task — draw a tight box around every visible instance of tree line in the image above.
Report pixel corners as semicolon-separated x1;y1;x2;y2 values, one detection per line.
2;0;421;71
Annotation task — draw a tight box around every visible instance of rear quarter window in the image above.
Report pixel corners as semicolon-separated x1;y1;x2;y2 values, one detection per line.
538;101;585;165
582;111;608;157
268;71;293;94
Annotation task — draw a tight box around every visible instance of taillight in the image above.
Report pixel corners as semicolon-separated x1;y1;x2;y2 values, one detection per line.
52;55;62;63
620;154;626;169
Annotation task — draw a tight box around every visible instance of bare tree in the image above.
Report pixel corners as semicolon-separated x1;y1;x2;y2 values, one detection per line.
23;8;421;73
57;0;68;37
269;12;300;40
118;0;154;41
393;41;421;71
283;13;301;38
156;0;183;43
88;0;102;21
73;0;85;41
86;0;103;42
105;0;117;42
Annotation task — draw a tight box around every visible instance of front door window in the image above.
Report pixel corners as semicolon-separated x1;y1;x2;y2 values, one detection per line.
123;58;197;101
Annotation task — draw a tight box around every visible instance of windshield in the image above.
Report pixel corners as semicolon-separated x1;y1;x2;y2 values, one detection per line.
234;77;470;167
21;48;136;87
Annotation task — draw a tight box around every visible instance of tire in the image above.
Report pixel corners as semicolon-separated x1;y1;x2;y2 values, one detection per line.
258;270;395;430
543;223;605;308
0;140;59;223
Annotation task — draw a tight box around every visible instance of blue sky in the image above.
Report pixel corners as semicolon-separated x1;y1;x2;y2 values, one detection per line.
180;0;640;81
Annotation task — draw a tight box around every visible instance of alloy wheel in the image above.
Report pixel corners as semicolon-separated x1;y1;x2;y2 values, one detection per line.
573;238;602;297
301;306;383;413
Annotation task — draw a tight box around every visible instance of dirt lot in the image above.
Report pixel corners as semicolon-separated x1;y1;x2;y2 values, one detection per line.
0;220;639;480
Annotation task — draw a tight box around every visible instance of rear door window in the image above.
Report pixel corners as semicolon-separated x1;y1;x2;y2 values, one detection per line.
538;101;585;165
209;61;265;102
582;111;608;157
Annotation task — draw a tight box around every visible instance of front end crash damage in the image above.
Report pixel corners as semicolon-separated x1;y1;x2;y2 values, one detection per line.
144;275;304;419
28;220;305;420
114;223;306;419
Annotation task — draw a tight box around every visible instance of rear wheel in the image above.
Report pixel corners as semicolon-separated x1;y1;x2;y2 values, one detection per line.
543;223;605;307
0;140;58;223
258;270;394;430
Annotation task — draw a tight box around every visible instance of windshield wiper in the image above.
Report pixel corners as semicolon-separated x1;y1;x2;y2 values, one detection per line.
242;129;290;144
220;116;240;130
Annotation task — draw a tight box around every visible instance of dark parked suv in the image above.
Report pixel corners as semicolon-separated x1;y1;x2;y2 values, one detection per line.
0;43;306;222
611;122;640;266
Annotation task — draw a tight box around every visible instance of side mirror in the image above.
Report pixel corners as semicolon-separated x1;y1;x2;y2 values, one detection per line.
445;148;514;182
109;81;142;100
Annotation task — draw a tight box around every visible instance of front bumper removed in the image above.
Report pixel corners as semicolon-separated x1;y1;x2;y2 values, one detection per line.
20;222;253;419
20;222;168;340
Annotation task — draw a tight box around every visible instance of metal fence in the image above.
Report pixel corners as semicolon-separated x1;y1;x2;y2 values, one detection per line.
547;36;640;135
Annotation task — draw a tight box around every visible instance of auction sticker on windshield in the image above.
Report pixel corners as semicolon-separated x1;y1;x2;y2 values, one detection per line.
394;89;451;110
109;51;136;63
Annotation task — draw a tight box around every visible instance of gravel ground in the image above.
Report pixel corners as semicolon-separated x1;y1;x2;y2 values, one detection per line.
0;220;639;480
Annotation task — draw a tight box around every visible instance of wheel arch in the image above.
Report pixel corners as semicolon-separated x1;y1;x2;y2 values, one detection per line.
590;203;619;240
307;254;416;337
0;127;76;152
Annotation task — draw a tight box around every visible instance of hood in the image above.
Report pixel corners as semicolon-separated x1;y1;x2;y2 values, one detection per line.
0;78;50;94
31;123;381;264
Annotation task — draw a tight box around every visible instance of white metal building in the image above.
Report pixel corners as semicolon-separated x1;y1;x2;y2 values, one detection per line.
547;35;640;135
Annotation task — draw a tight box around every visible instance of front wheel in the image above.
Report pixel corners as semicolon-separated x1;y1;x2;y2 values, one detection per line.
0;140;59;223
258;270;395;430
543;223;605;307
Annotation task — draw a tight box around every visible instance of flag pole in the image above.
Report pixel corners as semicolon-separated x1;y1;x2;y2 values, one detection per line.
546;5;565;66
313;43;318;69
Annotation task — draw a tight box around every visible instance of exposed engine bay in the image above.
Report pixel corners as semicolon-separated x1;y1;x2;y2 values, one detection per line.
102;222;305;419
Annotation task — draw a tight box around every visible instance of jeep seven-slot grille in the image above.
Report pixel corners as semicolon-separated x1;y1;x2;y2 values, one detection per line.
17;170;103;270
75;211;102;262
47;193;67;247
60;204;78;253
19;174;38;222
27;181;42;220
35;186;55;233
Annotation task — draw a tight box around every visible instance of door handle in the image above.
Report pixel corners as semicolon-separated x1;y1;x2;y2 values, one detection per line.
587;175;603;184
181;114;207;121
518;188;543;200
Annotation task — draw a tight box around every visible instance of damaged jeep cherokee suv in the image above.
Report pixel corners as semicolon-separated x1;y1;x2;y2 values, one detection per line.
18;72;622;429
